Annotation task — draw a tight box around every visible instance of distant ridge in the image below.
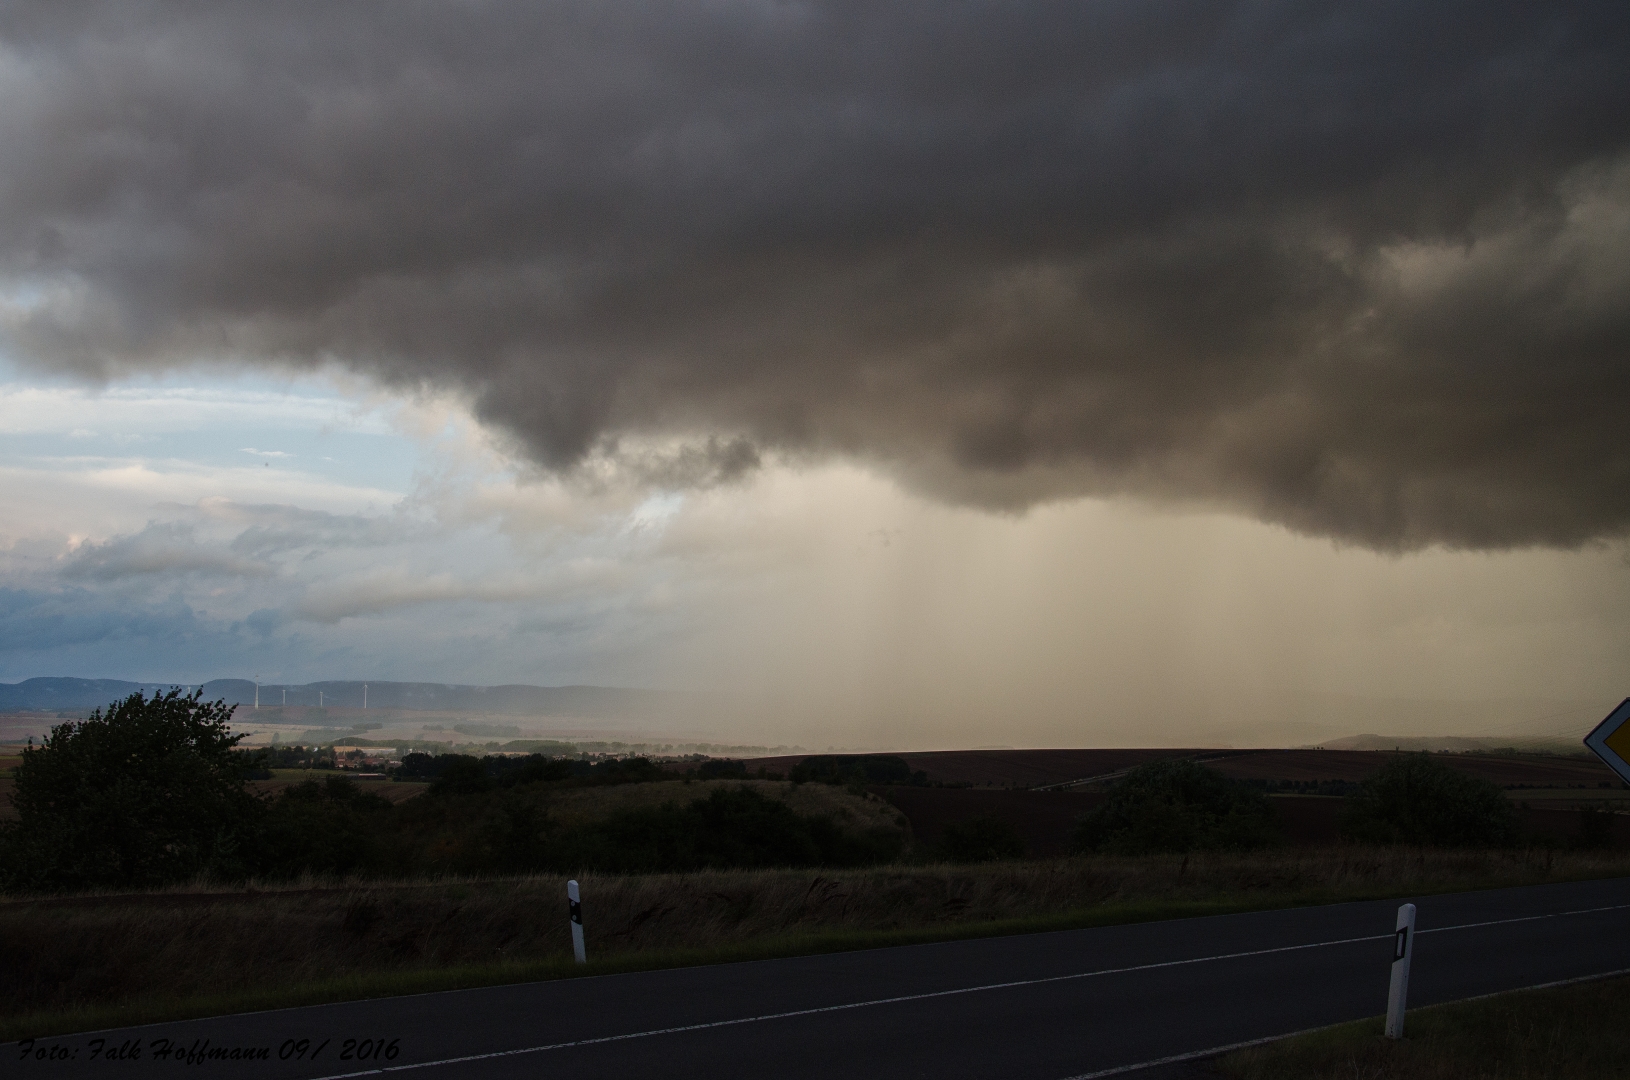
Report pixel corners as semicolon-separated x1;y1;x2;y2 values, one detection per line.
0;677;706;720
0;677;178;712
1318;733;1590;755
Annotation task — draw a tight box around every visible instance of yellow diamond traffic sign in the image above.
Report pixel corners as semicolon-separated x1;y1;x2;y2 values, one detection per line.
1584;698;1630;786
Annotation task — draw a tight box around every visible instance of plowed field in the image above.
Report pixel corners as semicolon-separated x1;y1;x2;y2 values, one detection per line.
746;747;1618;788
743;748;1214;786
1203;748;1614;787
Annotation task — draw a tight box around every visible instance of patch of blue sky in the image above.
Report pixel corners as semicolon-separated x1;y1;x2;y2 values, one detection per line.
0;428;414;495
0;365;423;499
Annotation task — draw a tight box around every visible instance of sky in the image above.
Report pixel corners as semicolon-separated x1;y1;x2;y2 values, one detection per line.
0;1;1627;747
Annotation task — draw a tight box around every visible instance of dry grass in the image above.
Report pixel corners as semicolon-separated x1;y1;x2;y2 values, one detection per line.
1219;974;1630;1079
3;846;1629;1038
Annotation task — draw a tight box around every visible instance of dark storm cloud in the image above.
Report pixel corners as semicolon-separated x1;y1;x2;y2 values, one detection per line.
2;1;1628;549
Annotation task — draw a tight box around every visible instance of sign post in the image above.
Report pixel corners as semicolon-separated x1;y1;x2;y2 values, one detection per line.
1385;902;1417;1039
1584;699;1630;786
568;879;586;964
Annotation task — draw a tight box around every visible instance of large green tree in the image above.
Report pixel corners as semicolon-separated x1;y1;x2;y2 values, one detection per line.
1071;759;1281;855
1;689;266;892
1341;753;1518;848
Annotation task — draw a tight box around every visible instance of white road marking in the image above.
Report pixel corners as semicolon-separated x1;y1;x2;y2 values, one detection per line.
1415;901;1630;936
308;899;1630;1079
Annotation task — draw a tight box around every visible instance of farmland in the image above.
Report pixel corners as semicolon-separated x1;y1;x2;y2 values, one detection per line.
1203;747;1614;788
7;741;1625;851
251;772;430;806
746;746;1618;788
744;747;1202;787
737;747;1629;856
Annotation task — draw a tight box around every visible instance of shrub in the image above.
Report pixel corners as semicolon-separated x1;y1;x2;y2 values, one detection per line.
1340;754;1518;848
259;776;399;878
402;752;660;792
0;689;266;891
263;745;335;769
428;755;495;795
551;786;903;873
394;785;558;875
1071;759;1280;855
584;756;666;785
1573;805;1616;850
936;814;1026;862
789;755;927;787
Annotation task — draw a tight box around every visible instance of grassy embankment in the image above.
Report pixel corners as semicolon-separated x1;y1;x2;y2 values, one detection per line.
4;847;1630;1040
1218;973;1630;1079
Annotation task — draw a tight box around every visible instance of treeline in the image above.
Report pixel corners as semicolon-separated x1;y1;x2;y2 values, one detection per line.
0;691;902;893
788;755;930;787
395;751;671;791
1067;755;1609;855
254;774;902;882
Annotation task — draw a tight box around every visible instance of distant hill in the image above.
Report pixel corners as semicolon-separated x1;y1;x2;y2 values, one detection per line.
0;677;710;723
1317;733;1591;756
0;678;180;712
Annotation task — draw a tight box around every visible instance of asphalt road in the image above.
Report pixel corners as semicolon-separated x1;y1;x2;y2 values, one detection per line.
10;877;1630;1080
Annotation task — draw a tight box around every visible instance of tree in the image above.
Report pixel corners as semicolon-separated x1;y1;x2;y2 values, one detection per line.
789;755;927;787
260;775;399;879
1341;754;1518;848
1071;759;1280;855
0;689;266;892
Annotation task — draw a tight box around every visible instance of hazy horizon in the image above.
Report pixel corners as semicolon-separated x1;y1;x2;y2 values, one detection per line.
0;675;1613;753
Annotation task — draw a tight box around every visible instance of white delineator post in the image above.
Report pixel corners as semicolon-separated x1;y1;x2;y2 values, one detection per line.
568;879;586;964
1385;902;1417;1039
